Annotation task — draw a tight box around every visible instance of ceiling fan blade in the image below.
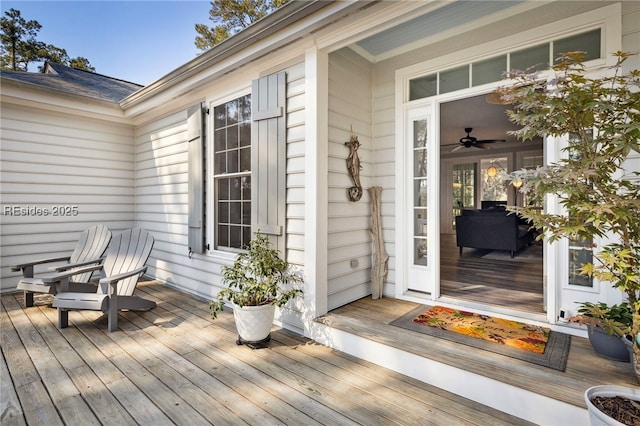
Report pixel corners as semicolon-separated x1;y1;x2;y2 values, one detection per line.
475;143;493;150
450;145;465;152
477;139;506;144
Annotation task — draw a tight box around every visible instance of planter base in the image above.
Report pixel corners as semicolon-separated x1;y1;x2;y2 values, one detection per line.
236;333;271;349
588;327;631;362
585;385;640;426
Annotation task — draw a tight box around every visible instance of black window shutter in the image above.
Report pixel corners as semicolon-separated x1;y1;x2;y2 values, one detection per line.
251;72;286;252
187;103;205;255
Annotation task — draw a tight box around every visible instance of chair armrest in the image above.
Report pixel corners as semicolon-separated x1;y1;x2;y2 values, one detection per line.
39;264;104;284
99;266;147;286
48;257;104;272
11;256;71;272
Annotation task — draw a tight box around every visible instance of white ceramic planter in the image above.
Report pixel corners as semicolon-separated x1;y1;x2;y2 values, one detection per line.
585;385;640;426
232;303;276;343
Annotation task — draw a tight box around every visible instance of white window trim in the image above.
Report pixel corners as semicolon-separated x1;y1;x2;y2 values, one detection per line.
206;89;252;259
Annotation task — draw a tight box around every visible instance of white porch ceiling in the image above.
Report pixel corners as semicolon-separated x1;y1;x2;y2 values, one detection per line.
353;1;525;60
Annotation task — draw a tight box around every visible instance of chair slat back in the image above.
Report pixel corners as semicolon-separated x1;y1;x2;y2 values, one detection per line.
101;228;154;296
68;225;112;282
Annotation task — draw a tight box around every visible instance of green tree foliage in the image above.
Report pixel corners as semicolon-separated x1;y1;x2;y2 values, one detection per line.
1;8;95;72
1;8;41;70
498;51;640;377
195;0;289;51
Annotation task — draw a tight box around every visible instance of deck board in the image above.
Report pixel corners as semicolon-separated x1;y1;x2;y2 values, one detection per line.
319;296;638;410
2;282;532;426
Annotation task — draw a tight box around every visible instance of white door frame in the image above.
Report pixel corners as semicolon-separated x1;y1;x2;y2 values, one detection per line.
393;3;621;321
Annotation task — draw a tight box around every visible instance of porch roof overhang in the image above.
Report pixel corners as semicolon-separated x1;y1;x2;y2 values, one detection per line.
119;0;375;115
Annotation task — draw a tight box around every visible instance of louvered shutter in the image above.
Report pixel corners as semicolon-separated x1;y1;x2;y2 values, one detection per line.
187;103;205;255
251;72;286;252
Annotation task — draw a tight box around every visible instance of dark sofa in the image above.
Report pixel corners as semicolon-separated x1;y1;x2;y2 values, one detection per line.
455;208;534;258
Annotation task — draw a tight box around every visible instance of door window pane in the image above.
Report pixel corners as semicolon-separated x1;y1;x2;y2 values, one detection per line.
472;56;506;86
409;74;437;101
511;44;550;72
554;29;601;61
413;119;429;265
569;238;594;287
440;65;469;94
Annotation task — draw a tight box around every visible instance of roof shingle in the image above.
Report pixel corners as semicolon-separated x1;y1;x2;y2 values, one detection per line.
1;61;143;102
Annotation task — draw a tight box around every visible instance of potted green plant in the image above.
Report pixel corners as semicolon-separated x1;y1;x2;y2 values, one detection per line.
570;302;633;362
497;51;640;424
210;231;303;345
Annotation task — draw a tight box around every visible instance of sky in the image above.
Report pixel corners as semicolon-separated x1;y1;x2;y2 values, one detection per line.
1;1;213;85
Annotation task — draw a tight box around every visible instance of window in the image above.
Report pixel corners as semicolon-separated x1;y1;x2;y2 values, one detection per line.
408;28;602;101
213;95;252;250
413;118;429;265
567;131;594;287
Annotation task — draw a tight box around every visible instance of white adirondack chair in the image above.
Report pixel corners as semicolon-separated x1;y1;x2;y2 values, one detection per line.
12;225;112;307
51;228;156;332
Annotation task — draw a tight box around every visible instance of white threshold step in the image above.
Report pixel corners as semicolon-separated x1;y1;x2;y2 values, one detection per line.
309;318;588;426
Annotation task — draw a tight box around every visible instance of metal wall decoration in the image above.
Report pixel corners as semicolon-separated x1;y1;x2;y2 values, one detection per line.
344;129;363;201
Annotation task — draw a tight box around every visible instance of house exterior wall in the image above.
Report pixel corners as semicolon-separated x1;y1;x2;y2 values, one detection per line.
1;0;637;331
622;1;640;192
366;1;635;300
131;60;309;333
0;101;136;291
326;48;374;310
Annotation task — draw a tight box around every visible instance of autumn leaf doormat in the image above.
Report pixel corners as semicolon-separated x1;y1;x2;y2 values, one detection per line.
389;305;570;371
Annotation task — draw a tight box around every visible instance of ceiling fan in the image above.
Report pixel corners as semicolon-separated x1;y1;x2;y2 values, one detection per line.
447;127;506;152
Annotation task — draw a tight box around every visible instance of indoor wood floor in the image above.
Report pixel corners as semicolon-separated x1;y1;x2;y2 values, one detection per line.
440;233;543;313
2;281;531;426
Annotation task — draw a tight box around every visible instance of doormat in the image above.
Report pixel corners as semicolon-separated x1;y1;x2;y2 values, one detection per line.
389;305;570;371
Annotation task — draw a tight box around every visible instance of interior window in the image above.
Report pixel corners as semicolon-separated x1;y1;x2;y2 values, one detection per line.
213;95;252;250
452;162;476;222
481;157;508;204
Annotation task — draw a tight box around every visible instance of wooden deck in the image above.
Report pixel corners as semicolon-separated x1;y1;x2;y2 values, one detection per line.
314;297;639;425
2;281;532;426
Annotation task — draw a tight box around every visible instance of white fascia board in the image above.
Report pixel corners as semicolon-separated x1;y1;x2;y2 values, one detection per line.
0;81;130;124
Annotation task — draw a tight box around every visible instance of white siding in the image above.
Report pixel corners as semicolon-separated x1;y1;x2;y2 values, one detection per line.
622;1;640;71
326;48;374;309
1;103;135;291
132;61;308;331
622;1;640;185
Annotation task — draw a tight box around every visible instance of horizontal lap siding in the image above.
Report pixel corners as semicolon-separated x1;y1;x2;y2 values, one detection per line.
327;49;374;310
0;104;135;292
371;69;397;296
622;2;640;185
133;63;307;332
622;2;640;71
133;111;217;299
